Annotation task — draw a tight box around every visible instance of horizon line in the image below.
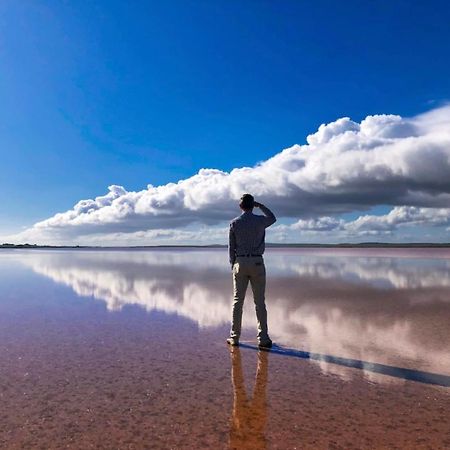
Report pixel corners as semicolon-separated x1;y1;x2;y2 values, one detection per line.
2;242;450;249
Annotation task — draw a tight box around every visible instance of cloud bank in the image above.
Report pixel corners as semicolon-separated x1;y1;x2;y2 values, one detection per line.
9;105;450;243
279;206;450;236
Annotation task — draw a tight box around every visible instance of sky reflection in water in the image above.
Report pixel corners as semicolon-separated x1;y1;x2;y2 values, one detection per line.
4;248;450;381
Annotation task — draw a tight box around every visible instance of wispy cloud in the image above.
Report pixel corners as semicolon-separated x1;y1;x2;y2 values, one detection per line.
7;105;450;244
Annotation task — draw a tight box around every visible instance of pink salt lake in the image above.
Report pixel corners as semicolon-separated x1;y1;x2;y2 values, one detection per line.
0;248;449;449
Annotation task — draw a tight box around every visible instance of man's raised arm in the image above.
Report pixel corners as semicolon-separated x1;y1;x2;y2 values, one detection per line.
254;202;277;227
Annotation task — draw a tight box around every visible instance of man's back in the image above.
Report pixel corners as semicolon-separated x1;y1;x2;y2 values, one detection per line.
229;204;276;264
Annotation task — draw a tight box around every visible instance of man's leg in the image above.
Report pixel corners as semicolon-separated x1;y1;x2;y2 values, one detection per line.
249;261;270;344
230;262;249;342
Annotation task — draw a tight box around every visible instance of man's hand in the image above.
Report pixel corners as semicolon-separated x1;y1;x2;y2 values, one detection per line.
253;201;262;208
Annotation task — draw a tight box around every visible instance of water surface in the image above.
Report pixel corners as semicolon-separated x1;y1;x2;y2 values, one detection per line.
0;248;449;448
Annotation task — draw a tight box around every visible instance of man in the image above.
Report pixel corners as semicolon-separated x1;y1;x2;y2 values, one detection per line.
227;194;276;348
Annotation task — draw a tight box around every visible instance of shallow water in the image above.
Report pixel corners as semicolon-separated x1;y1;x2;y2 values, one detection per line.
0;248;449;449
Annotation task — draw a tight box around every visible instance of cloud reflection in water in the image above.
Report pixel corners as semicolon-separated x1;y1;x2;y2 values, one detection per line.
21;248;450;380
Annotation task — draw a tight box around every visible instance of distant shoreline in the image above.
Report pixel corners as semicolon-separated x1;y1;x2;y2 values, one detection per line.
2;242;450;249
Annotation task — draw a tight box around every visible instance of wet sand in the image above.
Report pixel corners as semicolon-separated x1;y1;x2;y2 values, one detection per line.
0;248;449;449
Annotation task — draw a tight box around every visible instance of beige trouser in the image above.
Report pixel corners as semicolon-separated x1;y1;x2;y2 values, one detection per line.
230;256;269;342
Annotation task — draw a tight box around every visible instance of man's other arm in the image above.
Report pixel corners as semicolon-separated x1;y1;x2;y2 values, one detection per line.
229;223;237;267
255;203;277;227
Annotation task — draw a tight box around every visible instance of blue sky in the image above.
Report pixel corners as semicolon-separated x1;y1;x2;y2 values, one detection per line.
1;1;450;244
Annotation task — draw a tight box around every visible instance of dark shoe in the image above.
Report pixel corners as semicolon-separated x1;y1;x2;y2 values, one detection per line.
226;337;239;346
258;339;272;349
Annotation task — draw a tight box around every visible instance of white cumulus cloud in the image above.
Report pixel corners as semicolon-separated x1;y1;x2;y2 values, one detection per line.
7;105;450;244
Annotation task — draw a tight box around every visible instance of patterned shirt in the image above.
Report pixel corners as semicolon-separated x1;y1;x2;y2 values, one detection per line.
228;204;277;265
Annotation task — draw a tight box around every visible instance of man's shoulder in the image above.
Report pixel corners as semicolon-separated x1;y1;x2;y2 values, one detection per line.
249;213;267;224
230;213;264;226
230;215;241;226
253;213;266;220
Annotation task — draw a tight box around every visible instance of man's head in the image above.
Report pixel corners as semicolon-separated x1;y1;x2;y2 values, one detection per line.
239;193;254;211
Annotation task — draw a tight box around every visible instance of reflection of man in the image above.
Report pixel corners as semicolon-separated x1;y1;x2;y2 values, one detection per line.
227;194;276;348
229;348;268;450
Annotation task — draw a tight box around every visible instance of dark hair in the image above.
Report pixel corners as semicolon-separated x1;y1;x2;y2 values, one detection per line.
240;193;254;210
